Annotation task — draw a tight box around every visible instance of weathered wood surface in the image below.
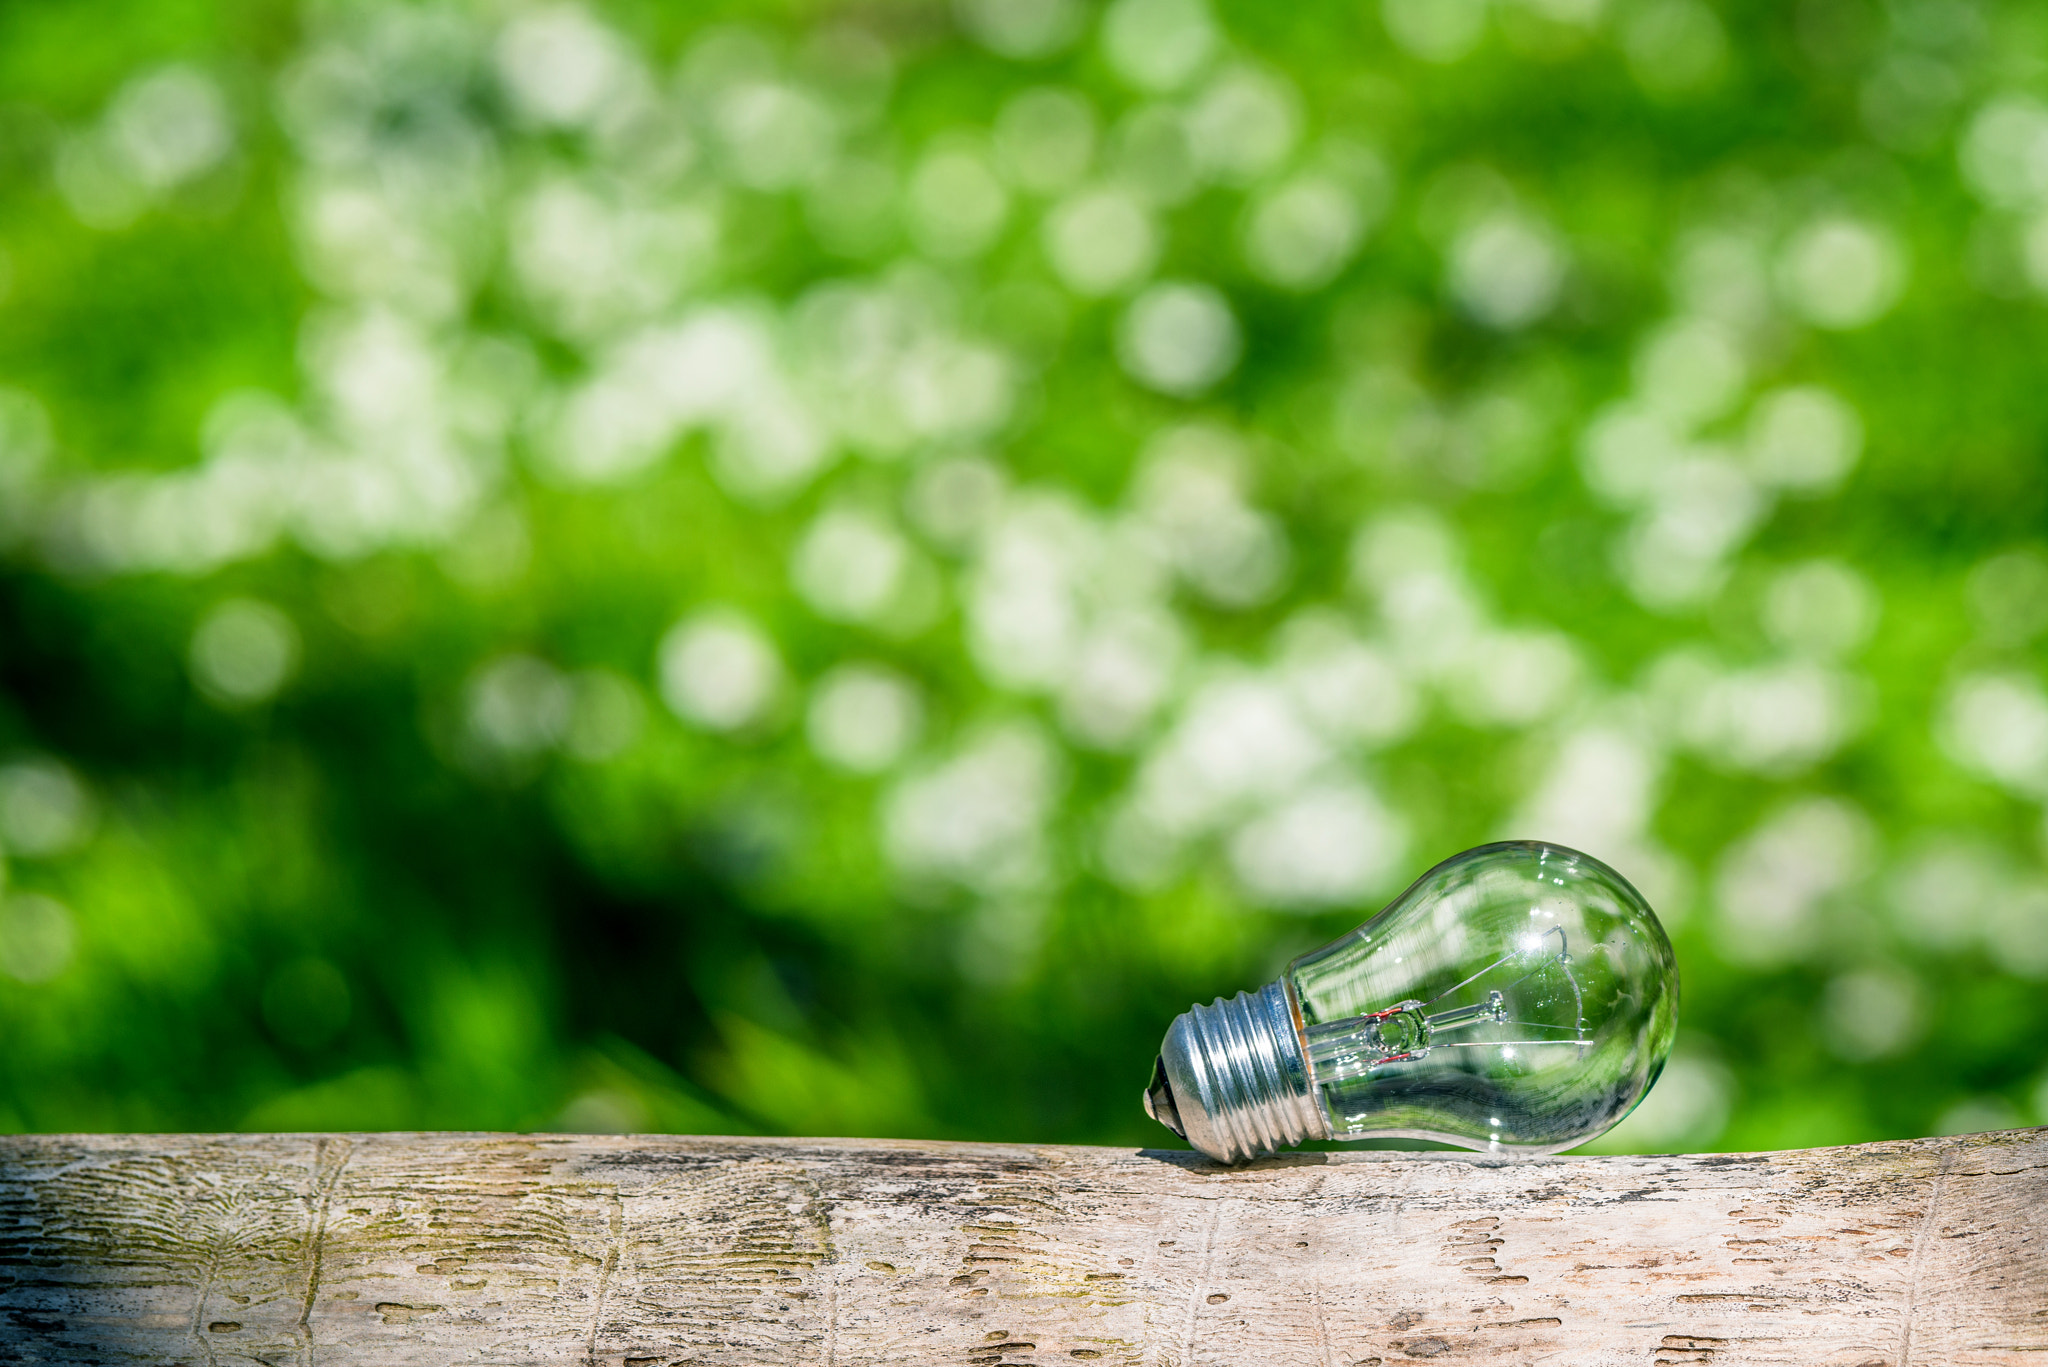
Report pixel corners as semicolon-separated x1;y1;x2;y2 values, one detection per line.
1;1130;2043;1366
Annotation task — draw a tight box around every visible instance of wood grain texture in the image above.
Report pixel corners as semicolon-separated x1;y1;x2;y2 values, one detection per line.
1;1129;2043;1366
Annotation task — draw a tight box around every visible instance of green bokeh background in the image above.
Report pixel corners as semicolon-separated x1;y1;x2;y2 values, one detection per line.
0;0;2044;1154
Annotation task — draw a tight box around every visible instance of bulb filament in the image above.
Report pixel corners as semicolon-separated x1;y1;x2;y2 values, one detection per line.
1301;927;1589;1083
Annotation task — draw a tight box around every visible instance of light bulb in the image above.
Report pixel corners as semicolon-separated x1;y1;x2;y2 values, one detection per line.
1143;841;1679;1163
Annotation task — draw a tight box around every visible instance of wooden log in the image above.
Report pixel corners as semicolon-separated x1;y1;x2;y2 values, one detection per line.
0;1129;2042;1366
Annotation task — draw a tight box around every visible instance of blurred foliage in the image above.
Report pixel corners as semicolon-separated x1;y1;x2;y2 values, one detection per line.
0;0;2046;1156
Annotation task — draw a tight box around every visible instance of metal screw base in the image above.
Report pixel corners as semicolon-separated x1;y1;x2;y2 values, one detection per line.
1144;981;1330;1164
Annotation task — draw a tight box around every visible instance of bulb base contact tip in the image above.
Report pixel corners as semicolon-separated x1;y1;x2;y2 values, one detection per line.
1142;1056;1186;1137
1145;981;1330;1164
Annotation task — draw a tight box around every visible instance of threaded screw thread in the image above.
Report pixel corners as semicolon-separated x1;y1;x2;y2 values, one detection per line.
1152;981;1330;1164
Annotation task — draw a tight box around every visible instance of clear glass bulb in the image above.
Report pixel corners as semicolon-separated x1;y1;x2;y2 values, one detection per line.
1143;841;1680;1164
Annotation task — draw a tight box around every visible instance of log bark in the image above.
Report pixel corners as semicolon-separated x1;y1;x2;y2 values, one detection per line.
1;1129;2043;1366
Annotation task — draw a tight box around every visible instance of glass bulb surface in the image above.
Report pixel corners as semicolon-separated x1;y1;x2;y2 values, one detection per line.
1144;841;1679;1162
1287;840;1677;1153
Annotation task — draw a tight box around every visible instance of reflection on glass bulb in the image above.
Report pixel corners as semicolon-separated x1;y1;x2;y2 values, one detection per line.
1144;841;1679;1163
